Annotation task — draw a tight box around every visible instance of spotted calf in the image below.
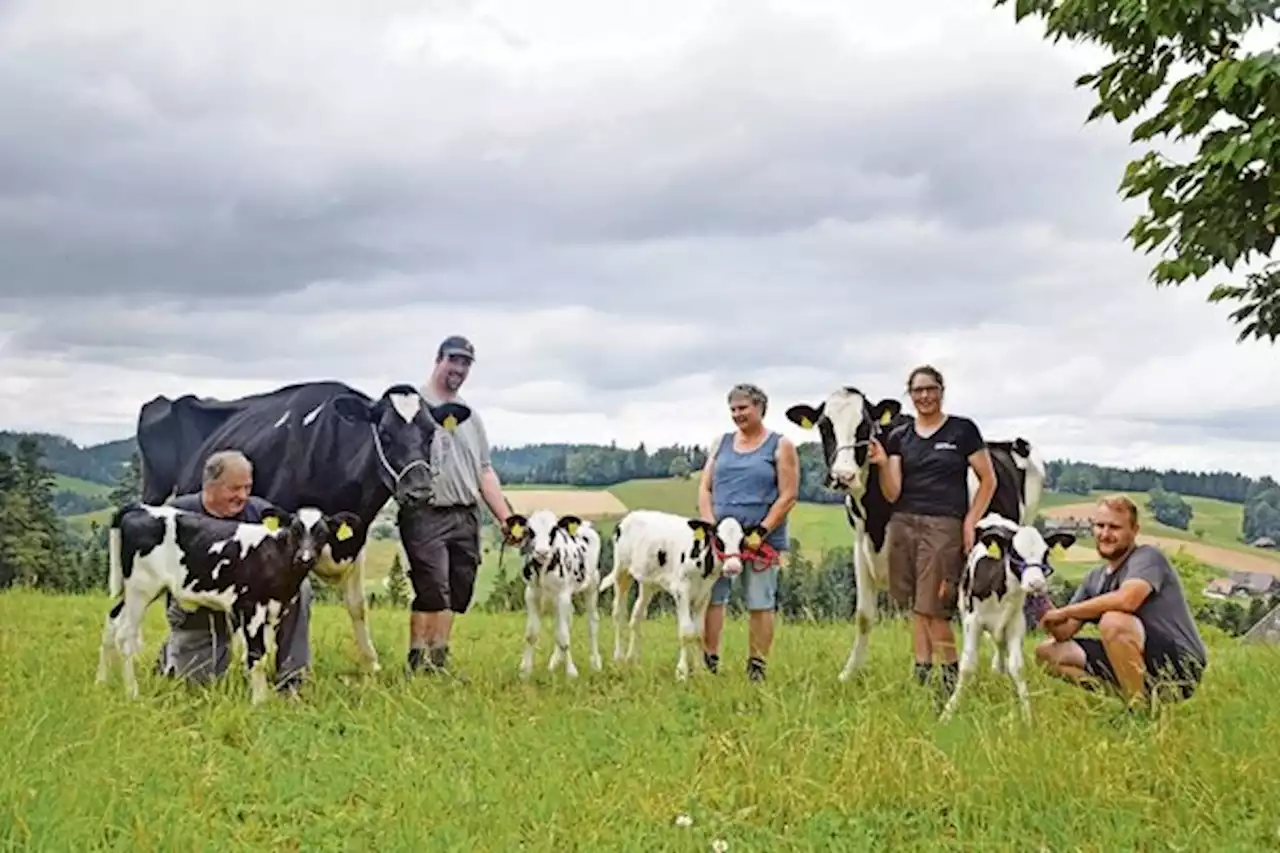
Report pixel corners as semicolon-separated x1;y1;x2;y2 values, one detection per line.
939;513;1075;722
600;509;764;680
504;509;603;678
96;503;363;703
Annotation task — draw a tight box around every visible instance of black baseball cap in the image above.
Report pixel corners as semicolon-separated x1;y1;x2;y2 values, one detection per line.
437;334;476;361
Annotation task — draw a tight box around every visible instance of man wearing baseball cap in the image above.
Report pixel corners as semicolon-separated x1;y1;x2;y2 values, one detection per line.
399;334;514;677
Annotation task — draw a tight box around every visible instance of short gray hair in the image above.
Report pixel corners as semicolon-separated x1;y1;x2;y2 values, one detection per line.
202;450;252;486
727;382;768;416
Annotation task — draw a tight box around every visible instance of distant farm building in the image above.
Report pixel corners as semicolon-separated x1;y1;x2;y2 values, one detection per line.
1203;570;1280;600
1250;536;1277;550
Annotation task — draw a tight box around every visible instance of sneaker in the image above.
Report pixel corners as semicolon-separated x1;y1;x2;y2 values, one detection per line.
703;652;720;674
746;656;767;682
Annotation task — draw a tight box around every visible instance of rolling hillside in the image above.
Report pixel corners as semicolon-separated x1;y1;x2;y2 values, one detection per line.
64;476;1271;587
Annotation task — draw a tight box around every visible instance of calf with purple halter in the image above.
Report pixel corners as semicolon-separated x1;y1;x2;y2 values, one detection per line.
785;386;1046;681
503;509;604;679
96;502;364;703
939;513;1075;722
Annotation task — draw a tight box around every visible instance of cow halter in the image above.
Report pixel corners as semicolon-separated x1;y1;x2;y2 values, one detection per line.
713;538;781;571
369;423;432;485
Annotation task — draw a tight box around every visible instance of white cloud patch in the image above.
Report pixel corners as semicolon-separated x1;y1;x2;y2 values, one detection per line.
0;0;1277;479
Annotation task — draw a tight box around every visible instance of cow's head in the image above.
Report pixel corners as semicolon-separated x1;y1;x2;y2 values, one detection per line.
785;387;904;492
505;510;582;569
973;513;1074;596
262;506;365;571
686;517;766;578
331;385;472;507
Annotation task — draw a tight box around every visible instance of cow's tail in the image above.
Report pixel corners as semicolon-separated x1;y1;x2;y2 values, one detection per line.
107;503;135;599
108;526;123;599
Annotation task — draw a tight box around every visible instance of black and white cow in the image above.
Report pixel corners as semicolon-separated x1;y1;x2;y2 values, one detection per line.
134;380;471;673
939;513;1075;722
601;510;762;680
785;386;1046;681
97;502;364;703
504;510;603;679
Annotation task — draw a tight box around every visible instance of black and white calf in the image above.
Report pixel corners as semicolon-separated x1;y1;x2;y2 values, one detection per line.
504;510;603;678
600;510;764;680
785;386;1046;681
96;503;363;703
939;514;1075;722
135;380;473;674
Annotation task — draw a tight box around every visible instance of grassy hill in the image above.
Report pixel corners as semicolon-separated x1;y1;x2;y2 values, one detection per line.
60;477;1274;592
54;475;112;499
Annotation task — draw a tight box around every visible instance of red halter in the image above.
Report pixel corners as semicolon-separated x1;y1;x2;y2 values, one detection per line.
713;538;781;571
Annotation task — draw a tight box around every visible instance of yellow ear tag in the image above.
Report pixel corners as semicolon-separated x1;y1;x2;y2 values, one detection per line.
567;522;579;536
692;527;706;541
510;523;524;539
880;410;892;425
799;417;813;429
336;522;353;541
746;532;762;549
986;541;1001;558
262;516;280;532
442;415;458;431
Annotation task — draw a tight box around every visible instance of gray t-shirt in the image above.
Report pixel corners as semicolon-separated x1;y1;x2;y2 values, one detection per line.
1070;544;1207;664
419;386;492;508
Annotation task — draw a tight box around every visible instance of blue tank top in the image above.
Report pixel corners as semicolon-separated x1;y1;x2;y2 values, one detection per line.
711;430;788;552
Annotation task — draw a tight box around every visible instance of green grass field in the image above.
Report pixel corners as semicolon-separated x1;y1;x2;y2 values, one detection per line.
53;474;112;498
4;590;1279;850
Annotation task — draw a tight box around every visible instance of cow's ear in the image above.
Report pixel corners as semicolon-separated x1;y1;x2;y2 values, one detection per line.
332;394;373;424
686;519;714;541
260;507;293;532
327;511;363;544
429;402;472;432
556;514;583;536
870;398;902;427
1045;532;1076;553
785;403;823;429
506;514;529;541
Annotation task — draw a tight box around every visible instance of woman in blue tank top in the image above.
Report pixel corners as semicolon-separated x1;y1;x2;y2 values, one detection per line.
697;383;799;681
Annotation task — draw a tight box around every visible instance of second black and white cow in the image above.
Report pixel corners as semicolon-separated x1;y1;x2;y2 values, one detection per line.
504;510;604;679
939;514;1075;722
134;380;472;674
785;386;1046;681
97;503;364;703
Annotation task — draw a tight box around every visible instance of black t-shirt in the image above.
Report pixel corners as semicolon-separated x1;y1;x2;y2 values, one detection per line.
885;416;985;518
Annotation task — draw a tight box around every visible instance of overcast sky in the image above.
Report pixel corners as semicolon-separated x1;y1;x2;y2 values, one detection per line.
1;0;1277;478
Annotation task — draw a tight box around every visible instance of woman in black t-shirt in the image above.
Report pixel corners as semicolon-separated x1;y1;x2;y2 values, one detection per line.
867;365;997;698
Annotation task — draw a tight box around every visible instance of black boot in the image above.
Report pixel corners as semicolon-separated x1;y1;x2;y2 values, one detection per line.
940;661;959;696
913;662;933;686
703;652;720;674
746;656;767;682
405;647;426;677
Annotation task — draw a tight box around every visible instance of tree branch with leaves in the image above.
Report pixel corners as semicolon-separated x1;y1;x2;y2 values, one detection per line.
999;0;1280;341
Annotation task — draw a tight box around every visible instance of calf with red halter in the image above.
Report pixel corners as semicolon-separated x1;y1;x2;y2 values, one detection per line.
96;502;363;703
503;509;604;679
785;386;1045;681
599;510;771;680
939;513;1075;723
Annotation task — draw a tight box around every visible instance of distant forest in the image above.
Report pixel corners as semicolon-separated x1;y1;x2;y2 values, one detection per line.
4;431;1278;545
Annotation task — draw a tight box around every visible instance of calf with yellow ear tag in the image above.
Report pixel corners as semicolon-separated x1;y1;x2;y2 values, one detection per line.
504;513;530;545
324;511;366;563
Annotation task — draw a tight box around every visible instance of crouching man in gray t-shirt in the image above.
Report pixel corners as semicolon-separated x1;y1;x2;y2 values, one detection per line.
1036;494;1208;705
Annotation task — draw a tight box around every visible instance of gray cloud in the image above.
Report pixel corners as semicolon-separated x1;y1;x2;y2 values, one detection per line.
0;0;1277;476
